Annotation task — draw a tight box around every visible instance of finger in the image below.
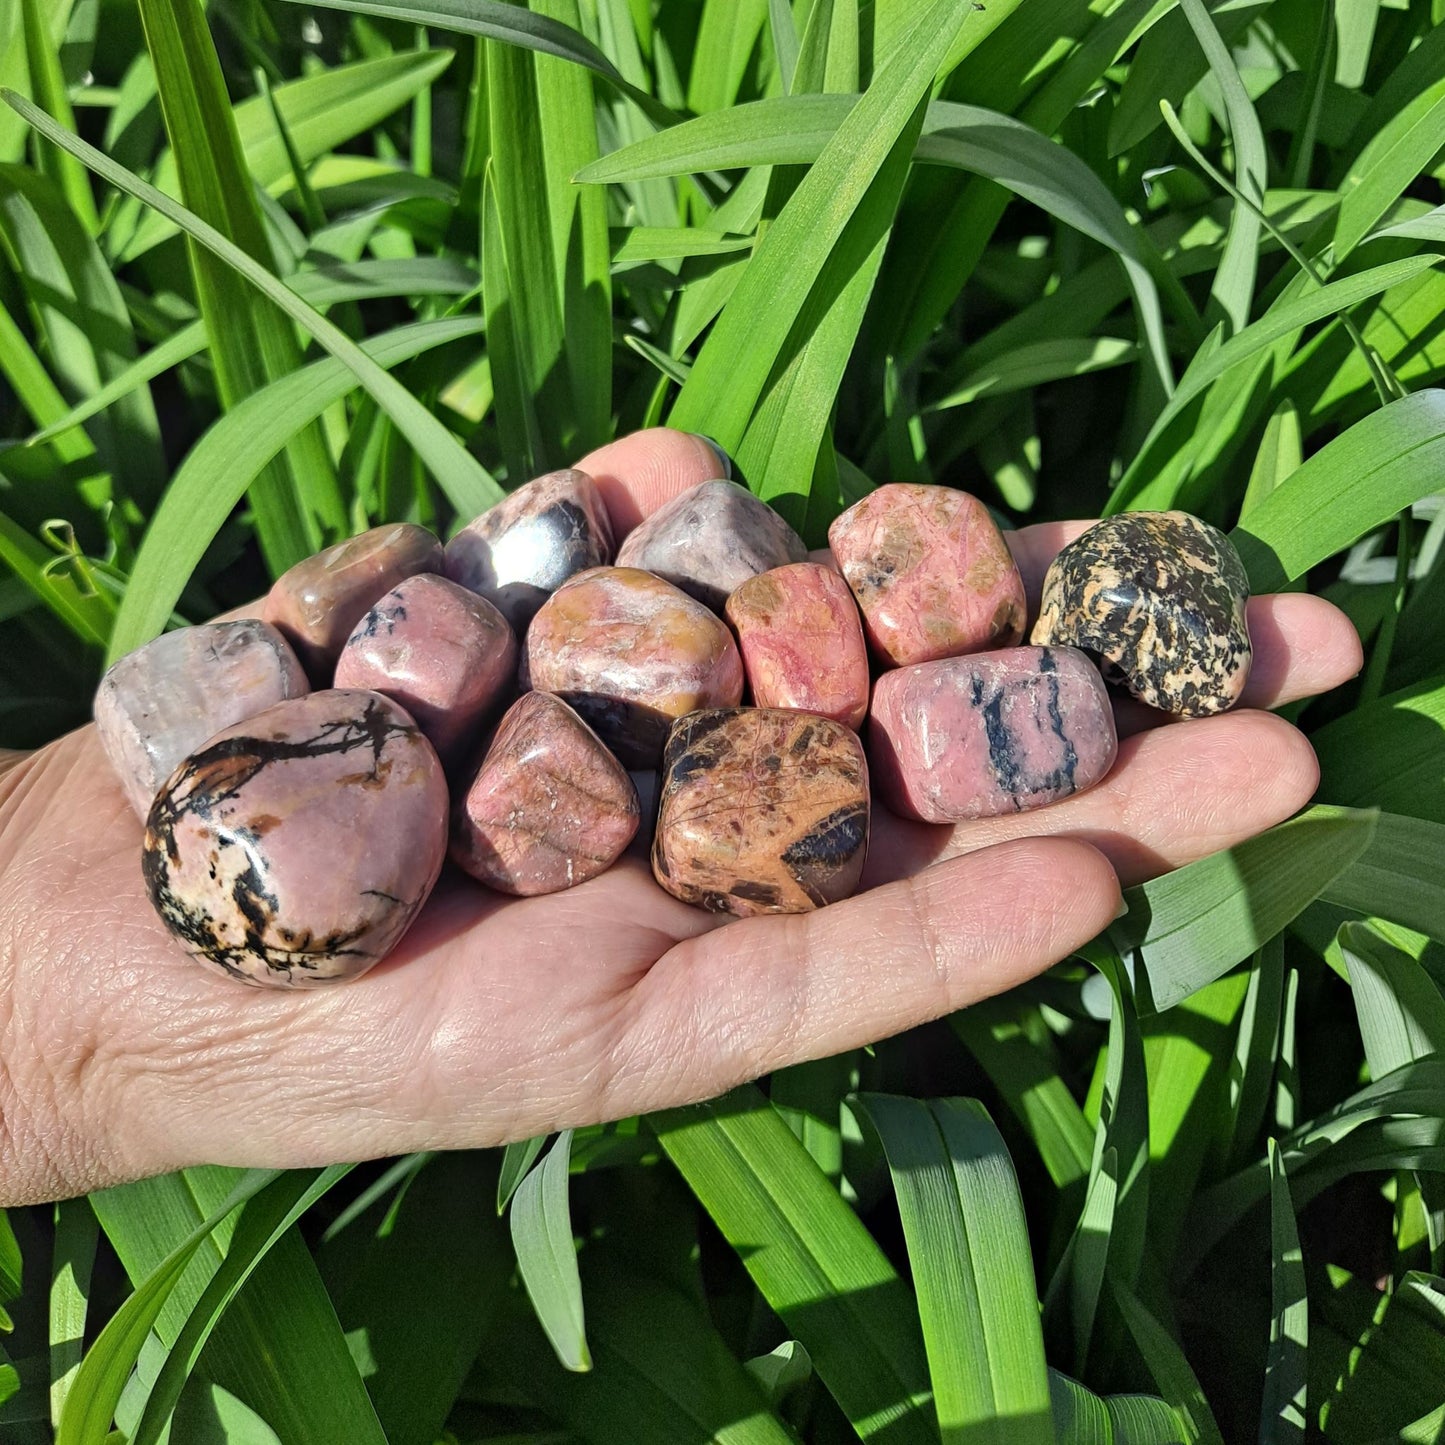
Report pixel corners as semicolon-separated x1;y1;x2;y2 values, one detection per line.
601;837;1120;1111
865;707;1321;889
575;428;731;538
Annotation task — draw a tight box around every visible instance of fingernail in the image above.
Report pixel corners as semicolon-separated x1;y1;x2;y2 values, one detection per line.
1112;895;1130;922
691;434;733;481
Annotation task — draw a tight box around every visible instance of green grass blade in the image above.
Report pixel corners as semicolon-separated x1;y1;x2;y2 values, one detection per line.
1338;920;1445;1078
286;0;679;127
1178;0;1266;334
1113;806;1378;1014
1322;812;1445;948
1316;677;1445;824
689;0;769;113
498;1136;549;1215
1232;389;1445;592
512;1130;591;1373
1111;1283;1223;1445
852;1095;1053;1444
666;0;969;451
3;90;503;528
131;1167;358;1445
56;1171;276;1445
0;505;115;648
48;1199;96;1431
115;47;455;260
929;337;1136;409
1260;1142;1307;1444
106;316;482;662
18;0;96;232
653;1086;935;1444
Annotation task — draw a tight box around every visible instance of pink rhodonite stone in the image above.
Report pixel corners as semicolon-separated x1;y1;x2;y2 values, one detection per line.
452;692;639;896
828;483;1026;668
333;573;517;766
262;523;444;680
614;479;808;611
725;563;870;729
524;567;744;767
652;709;870;917
867;646;1117;823
95;620;309;818
445;468;615;632
142;690;448;988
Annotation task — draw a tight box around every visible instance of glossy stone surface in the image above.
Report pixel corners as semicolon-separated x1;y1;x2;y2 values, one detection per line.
95;621;309;818
868;646;1117;823
828;483;1027;668
1031;511;1252;717
445;469;615;632
726;563;870;729
614;479;807;612
451;692;639;896
263;524;443;680
142;690;447;988
333;573;516;766
523;567;745;767
652;709;870;917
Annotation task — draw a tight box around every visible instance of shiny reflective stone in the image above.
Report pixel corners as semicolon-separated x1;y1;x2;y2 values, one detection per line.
828;483;1026;668
142;690;447;989
262;523;443;681
333;573;516;766
1031;511;1252;716
652;708;870;917
452;692;639;896
445;468;615;632
868;646;1118;823
614;479;808;612
523;567;744;767
95;620;309;818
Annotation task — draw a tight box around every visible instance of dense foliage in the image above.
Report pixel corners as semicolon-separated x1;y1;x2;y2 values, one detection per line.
3;0;1445;1440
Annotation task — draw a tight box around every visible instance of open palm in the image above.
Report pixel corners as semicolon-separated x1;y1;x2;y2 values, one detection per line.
0;429;1361;1207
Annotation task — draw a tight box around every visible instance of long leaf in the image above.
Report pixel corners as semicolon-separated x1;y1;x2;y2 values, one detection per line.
1260;1142;1307;1444
512;1130;591;1372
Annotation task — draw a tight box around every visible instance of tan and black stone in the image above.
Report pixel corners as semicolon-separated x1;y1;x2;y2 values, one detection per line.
1031;511;1251;717
652;708;869;917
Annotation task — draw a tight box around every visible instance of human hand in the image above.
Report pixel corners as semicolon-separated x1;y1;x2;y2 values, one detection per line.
0;428;1362;1206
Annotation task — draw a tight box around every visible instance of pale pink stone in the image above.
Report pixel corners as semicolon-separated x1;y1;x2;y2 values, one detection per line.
828;483;1026;668
614;479;807;611
868;646;1117;822
95;620;308;817
142;690;447;988
333;573;517;765
524;567;744;767
452;692;639;896
725;563;870;729
262;523;443;679
445;469;614;631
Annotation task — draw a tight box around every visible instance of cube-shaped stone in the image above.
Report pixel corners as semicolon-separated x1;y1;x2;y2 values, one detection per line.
615;479;807;612
828;483;1026;668
263;523;443;680
333;573;516;766
868;646;1118;823
652;709;870;917
726;563;870;729
95;619;309;817
1031;511;1252;717
524;567;744;767
142;689;448;988
451;692;639;896
445;468;615;632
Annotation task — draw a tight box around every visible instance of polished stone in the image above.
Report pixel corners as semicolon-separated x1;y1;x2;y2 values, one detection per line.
614;479;807;612
445;468;615;632
451;692;639;896
726;563;870;729
868;646;1117;822
333;573;516;766
828;483;1026;667
652;709;869;917
523;567;744;767
95;620;309;818
262;523;443;680
1031;511;1252;716
142;689;447;988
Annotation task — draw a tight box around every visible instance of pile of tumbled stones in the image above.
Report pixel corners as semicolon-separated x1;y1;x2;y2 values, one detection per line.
95;469;1252;989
